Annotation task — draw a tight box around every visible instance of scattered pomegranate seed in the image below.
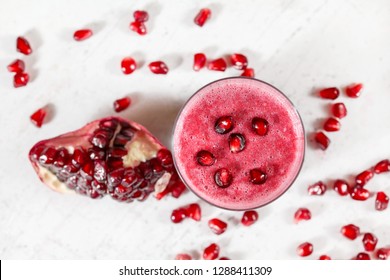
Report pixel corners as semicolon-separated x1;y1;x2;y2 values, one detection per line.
241;68;255;78
113;97;131;112
130;21;147;35
13;72;29;88
374;159;390;174
355;170;374;187
194;8;211;27
341;224;360;240
196;150;216;166
193;53;207;71
323;117;341;132
171;181;186;199
350;188;370;201
362;233;378;252
208;218;228;235
376;248;390;260
219;257;230;260
249;169;267;185
7;59;25;73
356;252;370;260
208;58;227;71
30;108;47;128
214;168;233;188
333;179;350;196
294;208;312;223
319;87;339;100
314;131;330;150
308;181;327;195
215;116;234;134
133;10;149;22
121;57;137;74
297;242;313;257
185;203;201;221
319;255;331;260
16;36;32;55
73;29;93;41
230;53;248;70
171;208;187;223
346;83;363;98
228;133;246;153
148;61;169;74
241;210;258;226
375;191;389;211
331;103;347;119
175;254;192;260
252;117;269;136
203;243;219;260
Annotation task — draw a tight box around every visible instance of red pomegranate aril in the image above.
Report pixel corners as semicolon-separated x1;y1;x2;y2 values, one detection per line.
130;21;147;35
314;131;330;150
356;253;370;260
308;181;327;195
215;116;234;134
297;242;313;257
355;170;374;187
171;208;187;223
148;61;168;74
241;68;255;78
7;59;25;73
39;147;57;165
252;117;269;136
323;117;341;132
113;97;131;113
374;159;390;174
13;72;29;88
229;133;246;153
249;169;267;185
333;179;350;196
208;58;227;72
133;10;149;22
319;87;339;100
363;233;378;252
230;53;248;70
375;191;389;211
175;254;192;260
194;8;211;27
30;108;47;128
331;103;347;119
16;36;32;55
185;203;201;221
319;255;331;260
241;210;258;226
193;53;207;71
219;257;230;260
346;83;363;98
208;218;228;235
157;149;173;166
171;181;186;198
121;57;137;75
214;168;233;188
81;161;94;179
341;224;360;240
376;248;390;260
294;208;311;223
203;243;219;260
350;188;370;201
73;29;93;41
71;147;88;167
196;150;216;166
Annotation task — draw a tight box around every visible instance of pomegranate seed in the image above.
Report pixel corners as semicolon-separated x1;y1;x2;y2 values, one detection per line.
375;191;389;211
356;253;370;260
331;103;347;119
323;117;341;132
171;181;186;198
341;224;360;240
297;242;313;257
185;203;201;221
346;83;363;98
130;21;147;35
133;10;149;22
193;53;207;71
249;169;267;185
294;208;311;223
73;29;93;41
113;97;131;112
228;133;246;153
363;233;378;252
252;117;269;136
350;188;370;201
148;61;169;74
215;116;234;134
374;159;390;174
196;150;216;166
219;257;230;260
203;243;219;260
171;208;187;223
308;181;327;195
175;254;192;260
319;87;339;100
241;68;255;78
333;179;350;196
241;210;258;226
157;149;173;166
7;59;25;73
319;255;331;260
356;170;374;187
208;218;228;235
16;36;32;55
208;58;227;72
230;53;248;70
30;108;47;128
13;72;29;88
214;168;233;188
194;8;211;27
314;131;330;150
121;57;137;74
376;248;390;260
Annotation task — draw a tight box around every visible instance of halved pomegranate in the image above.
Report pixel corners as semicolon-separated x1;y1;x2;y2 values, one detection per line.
29;117;181;202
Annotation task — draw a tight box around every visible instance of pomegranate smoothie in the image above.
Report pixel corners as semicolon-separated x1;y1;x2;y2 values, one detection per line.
173;77;305;210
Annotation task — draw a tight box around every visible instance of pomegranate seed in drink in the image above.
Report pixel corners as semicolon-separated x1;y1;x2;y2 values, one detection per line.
363;233;378;252
376;248;390;260
350;188;370;201
323;117;341;132
175;254;192;260
249;169;267;185
341;224;360;240
148;61;169;74
196;150;216;166
121;57;137;74
375;191;389;211
346;83;363;98
333;179;350;196
185;203;201;221
241;68;255;78
194;8;211;27
208;58;227;71
252;117;269;136
241;210;258;226
133;10;149;22
294;208;311;223
355;170;374;187
319;255;331;260
331;103;347;119
356;253;370;260
374;159;390;174
113;97;131;112
208;218;228;235
228;133;246;153
319;87;339;100
73;29;93;41
230;53;248;70
214;168;233;188
130;21;147;35
193;53;207;71
308;181;327;195
203;243;219;260
7;59;25;73
16;36;32;55
30;108;47;128
314;131;330;150
214;116;234;134
297;242;313;257
13;72;29;88
171;208;187;223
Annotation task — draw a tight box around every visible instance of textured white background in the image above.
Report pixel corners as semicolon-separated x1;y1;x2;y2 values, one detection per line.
0;0;390;259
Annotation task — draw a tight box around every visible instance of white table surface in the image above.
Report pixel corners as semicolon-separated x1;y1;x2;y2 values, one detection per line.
1;0;390;260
